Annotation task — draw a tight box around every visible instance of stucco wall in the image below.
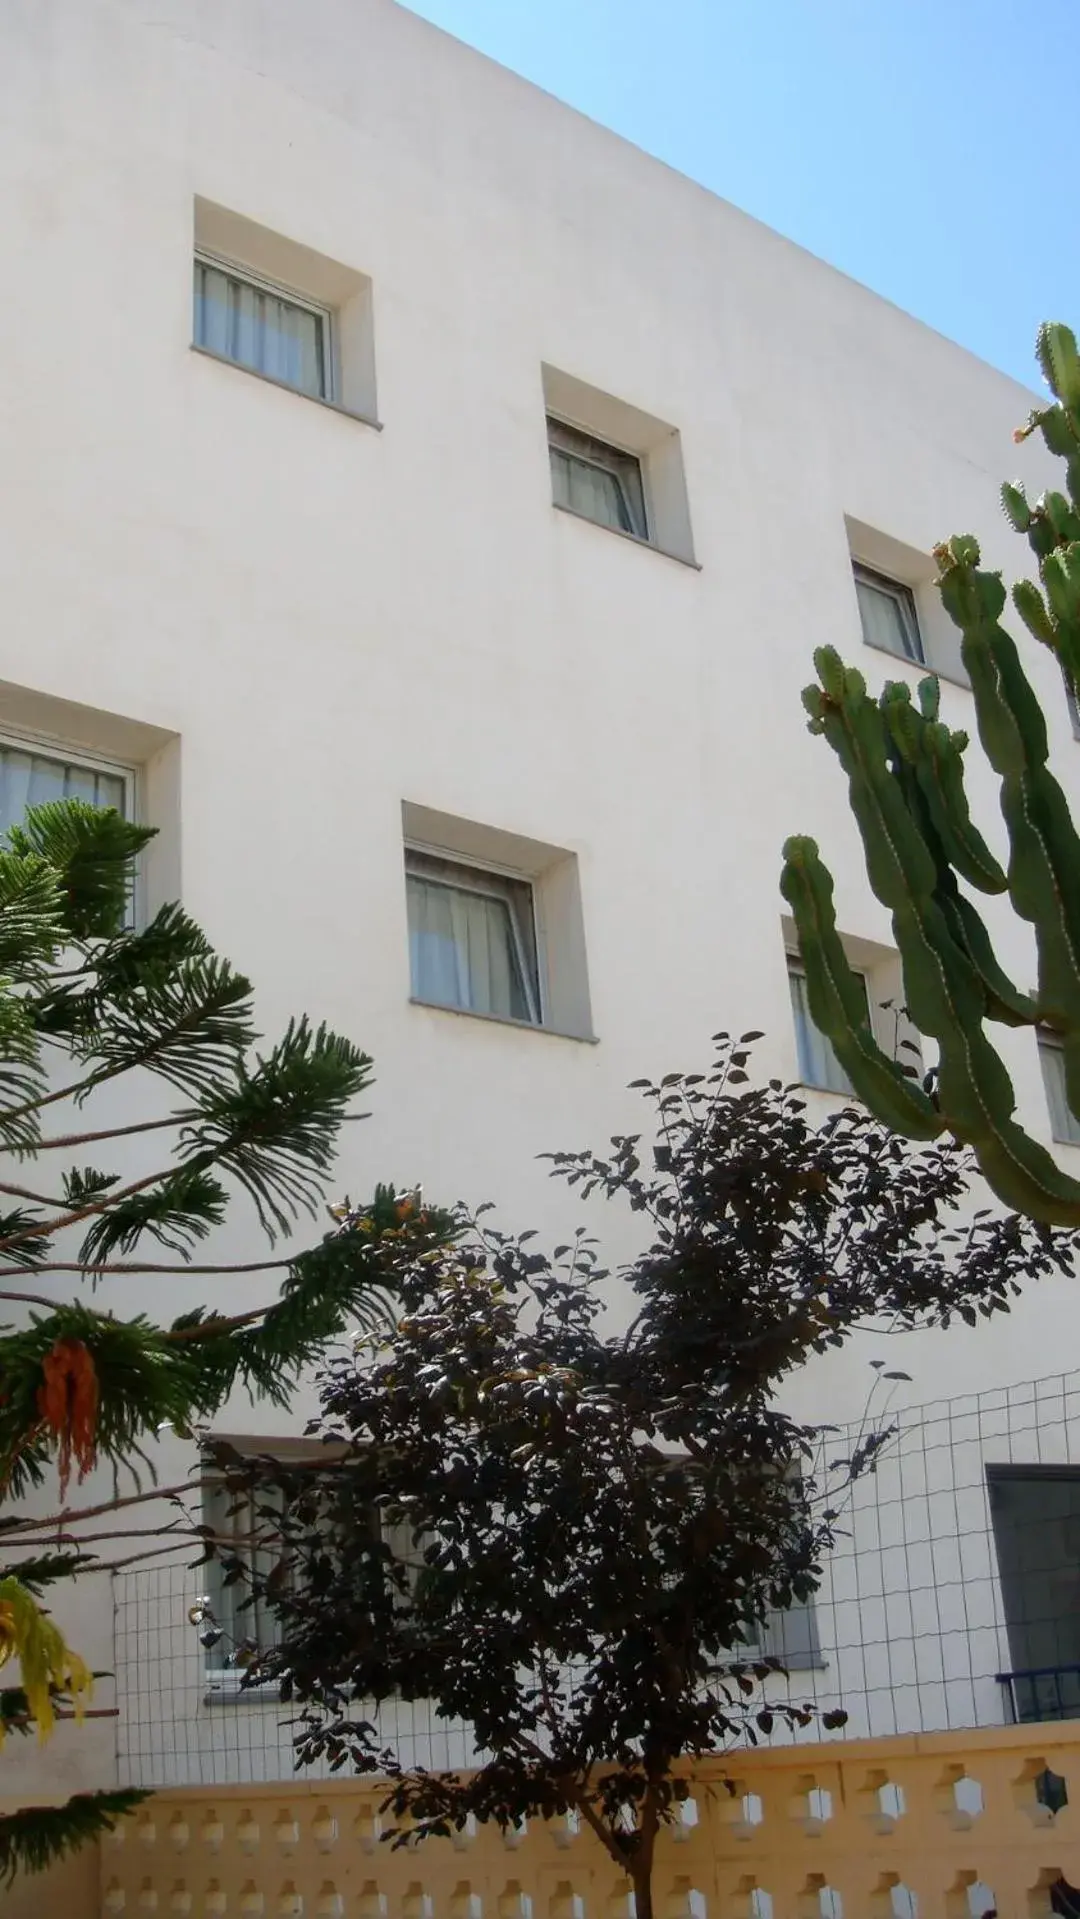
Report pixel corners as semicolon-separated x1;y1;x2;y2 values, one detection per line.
0;1805;99;1919
2;0;1079;1812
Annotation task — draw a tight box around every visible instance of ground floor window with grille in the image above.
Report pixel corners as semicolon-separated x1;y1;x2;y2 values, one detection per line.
0;735;131;840
200;1463;424;1685
787;952;869;1096
406;846;542;1025
989;1463;1080;1723
200;1473;292;1674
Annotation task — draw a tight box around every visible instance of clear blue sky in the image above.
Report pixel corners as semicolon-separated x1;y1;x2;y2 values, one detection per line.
403;0;1078;390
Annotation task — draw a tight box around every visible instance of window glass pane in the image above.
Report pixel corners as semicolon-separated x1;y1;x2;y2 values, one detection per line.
1039;1035;1080;1144
787;959;866;1095
854;568;923;663
550;446;632;533
0;744;128;840
194;259;326;399
407;865;538;1023
202;1480;288;1667
547;420;648;540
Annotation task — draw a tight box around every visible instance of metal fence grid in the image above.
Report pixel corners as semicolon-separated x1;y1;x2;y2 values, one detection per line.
115;1367;1080;1788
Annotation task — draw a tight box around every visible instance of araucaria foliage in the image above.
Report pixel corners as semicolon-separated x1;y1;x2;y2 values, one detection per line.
234;1042;1072;1919
782;320;1080;1225
0;798;452;1879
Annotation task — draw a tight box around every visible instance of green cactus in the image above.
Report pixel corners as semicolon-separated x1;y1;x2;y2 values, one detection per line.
781;322;1080;1224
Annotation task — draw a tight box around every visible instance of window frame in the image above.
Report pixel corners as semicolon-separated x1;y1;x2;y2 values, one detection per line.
405;842;544;1028
199;1451;421;1701
193;248;336;404
200;1471;291;1685
1037;1027;1080;1145
546;414;651;544
852;560;926;666
199;1444;352;1696
0;725;139;917
786;950;871;1097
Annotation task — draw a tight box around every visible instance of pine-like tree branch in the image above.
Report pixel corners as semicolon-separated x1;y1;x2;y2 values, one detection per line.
0;1164;190;1252
4;1254;298;1279
35;1115;187;1151
0;1791;150;1884
1;1479;204;1536
0;1181;67;1208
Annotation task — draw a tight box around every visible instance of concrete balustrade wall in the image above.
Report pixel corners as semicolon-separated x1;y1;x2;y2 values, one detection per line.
84;1725;1080;1917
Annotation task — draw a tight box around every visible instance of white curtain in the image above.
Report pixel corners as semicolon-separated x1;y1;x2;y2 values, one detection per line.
0;747;125;840
550;446;632;534
1040;1038;1080;1144
407;875;529;1021
203;1480;287;1664
195;261;325;399
854;575;920;662
788;964;854;1095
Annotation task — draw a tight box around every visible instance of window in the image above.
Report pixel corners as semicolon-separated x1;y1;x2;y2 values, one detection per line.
541;367;695;565
402;804;593;1041
194;254;330;400
547;417;648;541
1038;1029;1080;1144
201;1473;291;1671
787;953;868;1096
0;736;131;841
989;1465;1080;1720
852;562;925;664
200;1458;420;1687
406;847;541;1025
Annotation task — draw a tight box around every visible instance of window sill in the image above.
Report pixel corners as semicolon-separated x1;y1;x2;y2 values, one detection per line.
552;501;700;571
409;997;598;1044
794;1079;864;1103
769;1652;829;1674
860;637;971;693
202;1673;282;1706
190;344;382;431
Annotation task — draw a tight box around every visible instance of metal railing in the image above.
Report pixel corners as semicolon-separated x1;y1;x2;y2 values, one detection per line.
114;1369;1080;1789
1000;1667;1080;1726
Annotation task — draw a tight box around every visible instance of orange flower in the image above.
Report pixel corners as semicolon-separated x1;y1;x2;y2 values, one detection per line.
37;1338;99;1500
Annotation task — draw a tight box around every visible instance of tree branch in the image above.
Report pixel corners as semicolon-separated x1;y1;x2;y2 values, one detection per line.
0;1164;195;1253
34;1115;187;1151
0;1181;66;1209
1;1479;205;1537
3;1256;297;1280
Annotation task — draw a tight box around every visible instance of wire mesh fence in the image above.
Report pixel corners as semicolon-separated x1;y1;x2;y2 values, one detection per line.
115;1366;1080;1788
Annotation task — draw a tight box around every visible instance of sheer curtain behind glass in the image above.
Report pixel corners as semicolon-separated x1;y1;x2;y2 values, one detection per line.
202;1479;288;1667
194;259;327;399
787;958;862;1095
1039;1034;1080;1144
547;420;648;539
407;856;538;1024
0;745;126;840
853;566;923;663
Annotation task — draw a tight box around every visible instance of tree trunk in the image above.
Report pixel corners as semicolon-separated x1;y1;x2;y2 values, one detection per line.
630;1856;655;1919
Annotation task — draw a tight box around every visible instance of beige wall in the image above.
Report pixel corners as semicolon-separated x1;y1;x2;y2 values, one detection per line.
1;0;1079;1812
91;1732;1080;1919
0;1807;99;1919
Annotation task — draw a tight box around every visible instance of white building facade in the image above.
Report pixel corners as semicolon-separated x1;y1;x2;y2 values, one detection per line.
3;0;1080;1833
